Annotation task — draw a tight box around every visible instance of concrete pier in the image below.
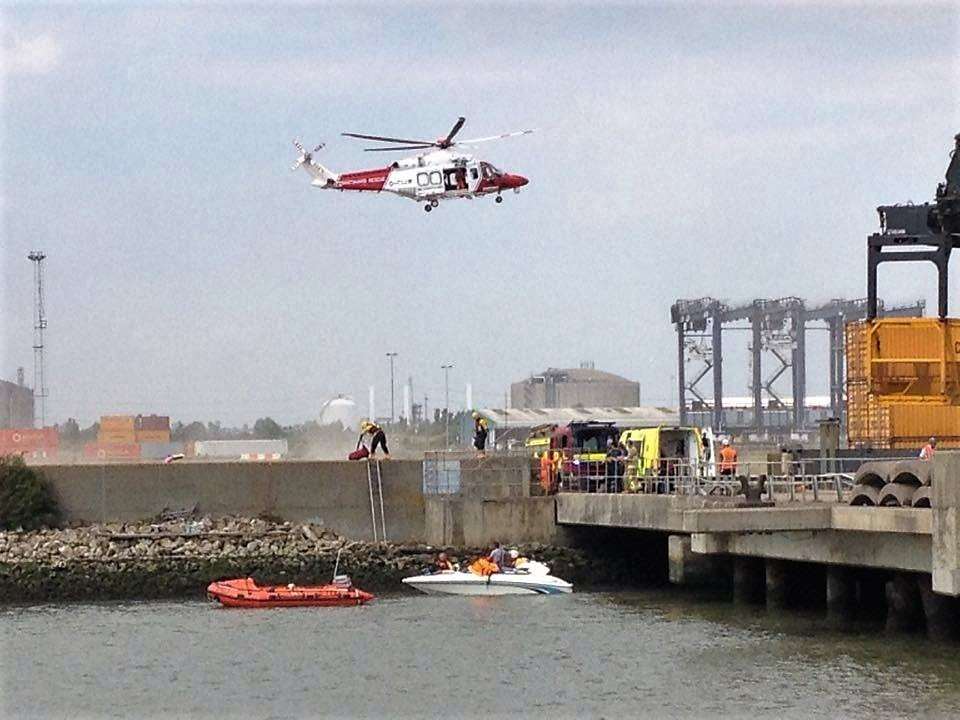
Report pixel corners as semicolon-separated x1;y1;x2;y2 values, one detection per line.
733;557;765;605
765;559;789;609
918;575;959;641
933;453;960;596
668;535;728;587
885;572;923;633
826;566;855;621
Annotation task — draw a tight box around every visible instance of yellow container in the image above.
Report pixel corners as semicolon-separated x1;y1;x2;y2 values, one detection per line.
857;318;960;404
135;429;171;443
98;430;137;444
100;415;136;431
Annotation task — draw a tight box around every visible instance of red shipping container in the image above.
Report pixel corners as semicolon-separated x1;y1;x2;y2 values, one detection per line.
0;427;59;454
83;443;141;460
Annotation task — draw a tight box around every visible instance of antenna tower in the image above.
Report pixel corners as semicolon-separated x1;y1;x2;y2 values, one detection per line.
27;251;47;427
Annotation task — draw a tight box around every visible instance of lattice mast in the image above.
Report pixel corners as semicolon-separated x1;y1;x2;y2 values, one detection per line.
27;251;47;427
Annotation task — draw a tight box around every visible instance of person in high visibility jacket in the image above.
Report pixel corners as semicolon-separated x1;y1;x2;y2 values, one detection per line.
357;420;390;459
539;451;556;494
719;438;738;476
920;436;937;461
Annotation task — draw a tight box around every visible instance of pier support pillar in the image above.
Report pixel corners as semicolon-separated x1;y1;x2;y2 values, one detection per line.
668;535;728;587
918;575;960;641
933;453;960;596
826;566;855;621
856;569;888;622
885;572;923;633
733;557;765;605
765;559;789;609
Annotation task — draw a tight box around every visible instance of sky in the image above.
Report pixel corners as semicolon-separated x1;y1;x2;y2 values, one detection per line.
2;1;959;427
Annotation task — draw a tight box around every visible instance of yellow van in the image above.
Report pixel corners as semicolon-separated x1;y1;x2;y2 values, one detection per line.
619;426;716;491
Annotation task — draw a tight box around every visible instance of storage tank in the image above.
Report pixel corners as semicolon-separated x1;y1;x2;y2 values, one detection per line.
319;395;358;430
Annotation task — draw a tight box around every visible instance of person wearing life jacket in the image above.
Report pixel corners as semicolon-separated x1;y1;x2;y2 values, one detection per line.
356;420;390;459
920;436;937;461
719;438;738;476
472;412;489;455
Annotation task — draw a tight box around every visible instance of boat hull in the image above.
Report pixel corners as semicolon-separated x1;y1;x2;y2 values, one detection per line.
402;572;572;596
207;577;374;608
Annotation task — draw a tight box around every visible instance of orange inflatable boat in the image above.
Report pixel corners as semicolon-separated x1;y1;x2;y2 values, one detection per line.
206;577;374;608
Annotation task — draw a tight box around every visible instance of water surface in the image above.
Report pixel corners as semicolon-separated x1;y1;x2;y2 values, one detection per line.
3;591;959;719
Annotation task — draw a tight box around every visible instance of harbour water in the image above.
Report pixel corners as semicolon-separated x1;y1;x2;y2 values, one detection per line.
4;591;960;719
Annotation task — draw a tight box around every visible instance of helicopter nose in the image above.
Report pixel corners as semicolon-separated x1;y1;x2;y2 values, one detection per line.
501;174;528;189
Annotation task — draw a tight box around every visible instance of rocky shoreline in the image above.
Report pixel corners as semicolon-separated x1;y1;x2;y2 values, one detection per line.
0;517;635;602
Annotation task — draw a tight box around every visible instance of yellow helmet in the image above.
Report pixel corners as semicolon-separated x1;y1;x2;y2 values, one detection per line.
472;411;480;419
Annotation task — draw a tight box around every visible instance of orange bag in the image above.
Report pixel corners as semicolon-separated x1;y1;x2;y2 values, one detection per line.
468;558;500;576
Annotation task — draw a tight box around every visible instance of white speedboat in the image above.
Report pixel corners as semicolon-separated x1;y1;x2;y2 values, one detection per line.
402;560;573;596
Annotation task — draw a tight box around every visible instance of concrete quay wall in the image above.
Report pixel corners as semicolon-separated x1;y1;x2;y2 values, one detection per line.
40;461;426;543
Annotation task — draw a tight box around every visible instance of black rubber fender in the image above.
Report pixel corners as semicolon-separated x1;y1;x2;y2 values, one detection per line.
878;482;916;507
849;484;880;506
911;485;933;508
891;459;929;488
853;461;895;491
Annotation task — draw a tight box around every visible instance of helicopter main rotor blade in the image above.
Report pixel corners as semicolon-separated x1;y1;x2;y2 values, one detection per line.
442;117;466;145
342;132;435;145
364;145;436;152
458;129;536;144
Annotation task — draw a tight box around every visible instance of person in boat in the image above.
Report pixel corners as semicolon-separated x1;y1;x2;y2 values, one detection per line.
433;552;454;572
488;541;506;569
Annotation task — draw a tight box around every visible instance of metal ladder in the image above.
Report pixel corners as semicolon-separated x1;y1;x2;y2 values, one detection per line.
366;459;387;542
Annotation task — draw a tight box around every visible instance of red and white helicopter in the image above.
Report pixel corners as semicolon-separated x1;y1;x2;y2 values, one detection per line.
292;117;533;212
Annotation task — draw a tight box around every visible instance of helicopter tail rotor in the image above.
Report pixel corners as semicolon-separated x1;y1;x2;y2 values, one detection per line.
291;140;338;185
292;140;325;171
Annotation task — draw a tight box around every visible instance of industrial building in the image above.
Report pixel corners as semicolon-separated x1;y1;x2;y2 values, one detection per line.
0;377;34;429
510;365;640;409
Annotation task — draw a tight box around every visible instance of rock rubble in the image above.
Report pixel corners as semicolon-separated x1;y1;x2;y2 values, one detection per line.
0;516;619;602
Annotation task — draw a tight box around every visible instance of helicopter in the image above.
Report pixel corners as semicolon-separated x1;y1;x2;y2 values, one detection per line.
292;117;533;212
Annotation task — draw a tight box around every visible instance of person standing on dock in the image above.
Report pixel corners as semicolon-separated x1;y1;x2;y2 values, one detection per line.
356;421;390;460
472;412;489;456
719;438;738;477
920;436;937;461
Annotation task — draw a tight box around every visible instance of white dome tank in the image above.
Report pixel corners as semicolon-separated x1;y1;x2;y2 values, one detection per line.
319;394;358;430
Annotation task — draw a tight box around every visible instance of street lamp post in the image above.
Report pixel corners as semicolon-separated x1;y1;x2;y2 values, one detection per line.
441;363;454;448
386;352;398;424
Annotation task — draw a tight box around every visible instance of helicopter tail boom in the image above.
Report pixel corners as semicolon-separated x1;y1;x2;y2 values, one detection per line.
292;140;339;187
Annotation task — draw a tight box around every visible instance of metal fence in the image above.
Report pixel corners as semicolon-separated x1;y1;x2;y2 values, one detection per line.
549;452;919;503
422;449;533;496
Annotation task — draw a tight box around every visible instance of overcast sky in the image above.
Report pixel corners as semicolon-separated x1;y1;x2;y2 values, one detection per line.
2;2;959;427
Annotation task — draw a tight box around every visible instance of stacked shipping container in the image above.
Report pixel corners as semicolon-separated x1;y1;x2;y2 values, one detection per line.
136;414;170;444
87;414;175;460
0;427;59;460
846;320;960;448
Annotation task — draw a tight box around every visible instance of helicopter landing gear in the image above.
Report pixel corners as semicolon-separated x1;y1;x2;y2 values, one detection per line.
430;199;439;207
424;203;432;212
495;195;503;204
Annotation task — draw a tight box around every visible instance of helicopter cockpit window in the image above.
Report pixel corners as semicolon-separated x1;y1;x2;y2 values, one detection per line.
470;168;479;180
481;162;495;179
